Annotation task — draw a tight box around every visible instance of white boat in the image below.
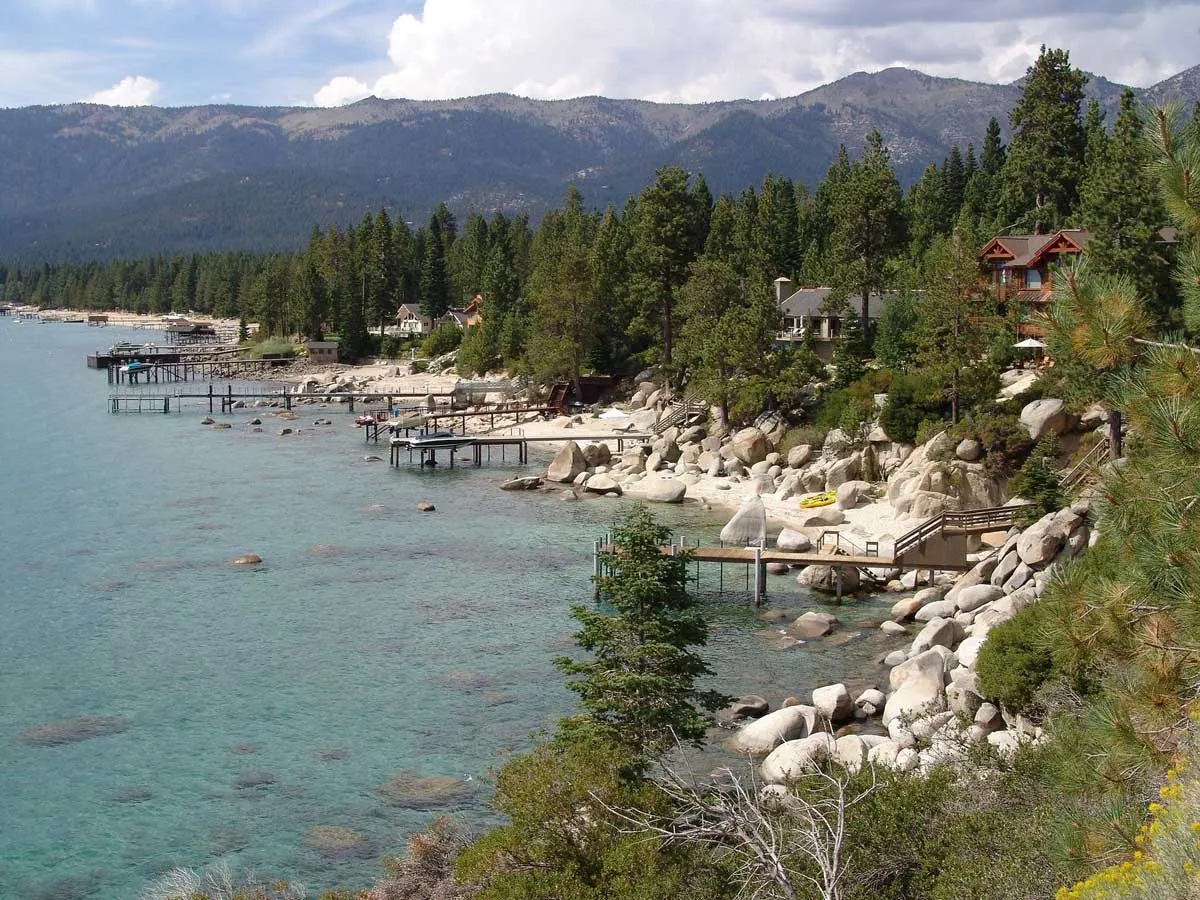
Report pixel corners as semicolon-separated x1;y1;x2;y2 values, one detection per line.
389;430;476;451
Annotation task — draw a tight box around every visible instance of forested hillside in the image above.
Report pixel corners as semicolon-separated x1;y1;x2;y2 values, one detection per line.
0;61;1196;260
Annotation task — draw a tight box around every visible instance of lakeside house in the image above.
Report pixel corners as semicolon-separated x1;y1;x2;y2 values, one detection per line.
978;227;1178;337
772;278;890;361
394;302;477;336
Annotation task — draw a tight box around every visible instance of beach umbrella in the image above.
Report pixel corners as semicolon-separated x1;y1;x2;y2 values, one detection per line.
720;495;766;546
1012;338;1047;349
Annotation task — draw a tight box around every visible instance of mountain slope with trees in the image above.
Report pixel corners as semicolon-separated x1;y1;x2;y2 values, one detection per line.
1;63;1197;260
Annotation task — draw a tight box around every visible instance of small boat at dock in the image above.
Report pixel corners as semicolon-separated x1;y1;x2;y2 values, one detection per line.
389;430;476;452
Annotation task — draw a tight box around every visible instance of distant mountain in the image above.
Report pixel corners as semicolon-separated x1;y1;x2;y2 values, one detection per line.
0;64;1196;261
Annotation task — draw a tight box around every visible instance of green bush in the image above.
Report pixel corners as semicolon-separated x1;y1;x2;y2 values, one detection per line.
247;336;298;359
421;322;463;357
1009;437;1064;519
410;359;429;374
880;373;946;444
976;604;1054;715
950;409;1036;477
817;370;896;431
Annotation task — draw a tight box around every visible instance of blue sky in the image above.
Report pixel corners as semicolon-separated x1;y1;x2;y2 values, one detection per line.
3;0;1200;108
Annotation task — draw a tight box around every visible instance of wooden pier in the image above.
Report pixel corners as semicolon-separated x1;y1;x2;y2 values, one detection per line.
108;386;458;415
592;505;1025;604
386;433;653;469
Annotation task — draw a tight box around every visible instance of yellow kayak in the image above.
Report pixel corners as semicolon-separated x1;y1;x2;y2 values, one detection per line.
799;490;837;509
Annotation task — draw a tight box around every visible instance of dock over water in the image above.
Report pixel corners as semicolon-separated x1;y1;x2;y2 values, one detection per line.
594;505;1025;604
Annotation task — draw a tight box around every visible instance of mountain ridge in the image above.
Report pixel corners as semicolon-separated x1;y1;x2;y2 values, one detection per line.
2;63;1197;260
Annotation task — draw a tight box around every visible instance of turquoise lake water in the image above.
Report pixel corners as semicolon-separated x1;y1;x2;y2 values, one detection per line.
0;319;905;899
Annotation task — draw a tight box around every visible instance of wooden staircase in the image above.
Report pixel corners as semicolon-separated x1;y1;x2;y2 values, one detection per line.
892;505;1029;570
653;396;706;435
1061;437;1110;491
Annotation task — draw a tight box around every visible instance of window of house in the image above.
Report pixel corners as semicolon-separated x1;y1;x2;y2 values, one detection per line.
1026;269;1042;289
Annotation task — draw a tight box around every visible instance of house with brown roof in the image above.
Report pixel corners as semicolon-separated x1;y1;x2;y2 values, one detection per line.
978;227;1177;337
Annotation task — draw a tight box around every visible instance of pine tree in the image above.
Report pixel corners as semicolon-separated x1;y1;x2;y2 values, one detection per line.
629;167;706;369
1147;102;1200;330
419;214;451;319
829;130;906;330
798;146;851;285
941;144;967;228
677;256;781;424
907;163;946;261
757;174;800;282
962;118;1007;231
591;206;634;373
914;231;997;423
1080;89;1168;309
524;188;598;395
1000;46;1087;234
831;306;867;388
1044;260;1153;458
555;506;727;765
873;288;919;370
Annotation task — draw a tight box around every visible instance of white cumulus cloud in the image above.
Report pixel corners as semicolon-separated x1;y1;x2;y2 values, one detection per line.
311;0;1200;106
87;74;161;106
313;74;371;107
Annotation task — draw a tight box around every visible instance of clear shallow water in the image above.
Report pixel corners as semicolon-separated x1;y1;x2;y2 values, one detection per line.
0;320;906;899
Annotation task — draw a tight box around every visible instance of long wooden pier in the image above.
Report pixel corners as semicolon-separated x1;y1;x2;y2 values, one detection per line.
108;386;458;414
593;505;1025;604
386;433;653;468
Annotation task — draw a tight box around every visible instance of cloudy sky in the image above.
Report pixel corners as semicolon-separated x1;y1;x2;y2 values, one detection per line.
3;0;1200;108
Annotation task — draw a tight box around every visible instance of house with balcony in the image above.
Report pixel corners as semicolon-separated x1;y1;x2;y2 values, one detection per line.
772;277;889;361
978;227;1177;337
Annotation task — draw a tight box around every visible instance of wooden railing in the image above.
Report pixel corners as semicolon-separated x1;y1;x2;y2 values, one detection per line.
654;396;706;434
1062;436;1110;490
893;505;1028;560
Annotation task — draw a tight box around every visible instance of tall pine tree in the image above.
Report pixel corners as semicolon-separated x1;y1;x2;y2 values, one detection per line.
1000;46;1087;234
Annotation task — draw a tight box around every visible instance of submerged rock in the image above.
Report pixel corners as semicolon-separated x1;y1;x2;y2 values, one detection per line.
416;501;436;512
303;825;373;860
234;771;277;790
110;786;154;803
21;715;130;746
230;554;263;566
377;771;477;809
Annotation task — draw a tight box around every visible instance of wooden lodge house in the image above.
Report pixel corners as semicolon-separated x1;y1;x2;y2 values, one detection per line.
978;227;1177;337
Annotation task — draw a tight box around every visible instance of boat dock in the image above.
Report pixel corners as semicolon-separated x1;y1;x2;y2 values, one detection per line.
386;432;652;468
108;386;458;414
593;505;1024;604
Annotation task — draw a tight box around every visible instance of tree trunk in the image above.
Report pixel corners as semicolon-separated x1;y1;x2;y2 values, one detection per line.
662;290;673;366
860;290;870;340
951;366;959;424
1108;407;1123;460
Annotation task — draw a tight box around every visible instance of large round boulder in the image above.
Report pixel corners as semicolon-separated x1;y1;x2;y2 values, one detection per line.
635;477;687;503
582;443;611;468
731;428;769;465
734;705;819;755
835;480;872;509
787;444;813;469
583;473;622;495
547;441;588;483
760;733;837;783
811;683;854;724
883;649;949;725
776;528;812;552
1019;398;1069;441
805;565;860;594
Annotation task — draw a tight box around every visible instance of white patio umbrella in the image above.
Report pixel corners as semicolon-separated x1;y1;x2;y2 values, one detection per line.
1013;338;1047;349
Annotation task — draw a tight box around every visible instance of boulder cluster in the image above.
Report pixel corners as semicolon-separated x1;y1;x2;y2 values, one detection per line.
727;501;1094;782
